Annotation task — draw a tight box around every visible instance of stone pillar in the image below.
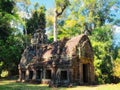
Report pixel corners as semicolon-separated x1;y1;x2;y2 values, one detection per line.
79;63;83;84
25;69;29;81
41;69;43;80
18;69;22;82
87;64;90;84
56;69;60;82
21;71;25;82
70;69;73;82
67;69;70;82
51;68;56;84
90;63;95;84
43;69;46;79
32;69;37;80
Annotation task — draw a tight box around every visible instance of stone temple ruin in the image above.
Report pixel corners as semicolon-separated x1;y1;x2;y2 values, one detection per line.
18;28;95;86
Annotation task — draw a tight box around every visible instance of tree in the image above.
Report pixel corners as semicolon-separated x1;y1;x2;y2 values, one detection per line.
112;47;120;83
113;59;120;78
26;5;46;35
0;32;24;77
53;0;69;42
90;25;114;83
15;0;31;47
0;0;24;77
59;0;117;37
0;0;15;40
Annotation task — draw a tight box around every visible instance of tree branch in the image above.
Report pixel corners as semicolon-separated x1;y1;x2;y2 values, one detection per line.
56;5;66;17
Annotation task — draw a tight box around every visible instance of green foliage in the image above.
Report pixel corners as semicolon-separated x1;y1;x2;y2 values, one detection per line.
57;0;117;37
46;8;54;28
114;19;120;26
0;0;15;14
0;0;16;40
26;5;46;35
15;0;31;5
113;60;120;78
0;0;24;78
112;48;120;83
55;0;69;12
90;25;114;83
0;33;24;77
1;70;8;78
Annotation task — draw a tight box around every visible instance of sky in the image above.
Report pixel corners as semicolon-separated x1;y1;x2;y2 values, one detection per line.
113;25;120;46
30;0;54;9
17;0;54;18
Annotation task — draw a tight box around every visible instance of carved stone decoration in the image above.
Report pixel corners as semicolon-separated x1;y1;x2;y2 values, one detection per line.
18;32;95;86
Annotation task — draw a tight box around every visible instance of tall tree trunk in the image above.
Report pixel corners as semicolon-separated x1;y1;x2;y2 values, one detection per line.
53;0;68;42
53;9;57;42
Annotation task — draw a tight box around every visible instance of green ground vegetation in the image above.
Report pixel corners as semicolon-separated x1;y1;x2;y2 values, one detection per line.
0;80;120;90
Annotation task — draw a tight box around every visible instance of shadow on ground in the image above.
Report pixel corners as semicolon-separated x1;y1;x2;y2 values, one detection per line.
0;80;97;90
1;80;120;90
0;80;54;90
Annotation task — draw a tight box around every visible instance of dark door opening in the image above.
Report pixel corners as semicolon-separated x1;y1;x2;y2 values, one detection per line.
36;70;41;79
29;71;33;79
45;70;51;79
60;71;68;80
83;64;88;83
22;71;25;79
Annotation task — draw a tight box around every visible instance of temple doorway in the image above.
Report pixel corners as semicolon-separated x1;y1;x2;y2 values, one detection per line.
45;70;51;79
60;71;68;81
83;64;88;83
29;71;33;79
36;70;41;80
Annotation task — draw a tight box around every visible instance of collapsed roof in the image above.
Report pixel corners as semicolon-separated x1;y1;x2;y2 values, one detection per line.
19;34;94;69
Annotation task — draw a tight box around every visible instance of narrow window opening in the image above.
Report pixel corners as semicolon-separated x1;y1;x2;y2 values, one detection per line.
36;70;41;79
60;71;68;80
45;70;51;79
29;71;33;79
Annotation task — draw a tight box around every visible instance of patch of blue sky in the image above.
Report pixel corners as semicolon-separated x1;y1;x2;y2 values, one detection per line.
16;0;55;17
113;25;120;47
16;0;55;32
30;0;55;10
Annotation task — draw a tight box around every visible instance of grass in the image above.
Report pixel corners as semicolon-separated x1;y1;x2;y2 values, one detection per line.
0;80;120;90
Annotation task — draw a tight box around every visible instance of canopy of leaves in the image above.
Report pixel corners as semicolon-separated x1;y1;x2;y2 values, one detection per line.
0;33;24;77
26;5;46;35
112;48;120;82
90;25;114;83
55;0;69;14
0;0;15;40
0;0;24;77
56;0;117;38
